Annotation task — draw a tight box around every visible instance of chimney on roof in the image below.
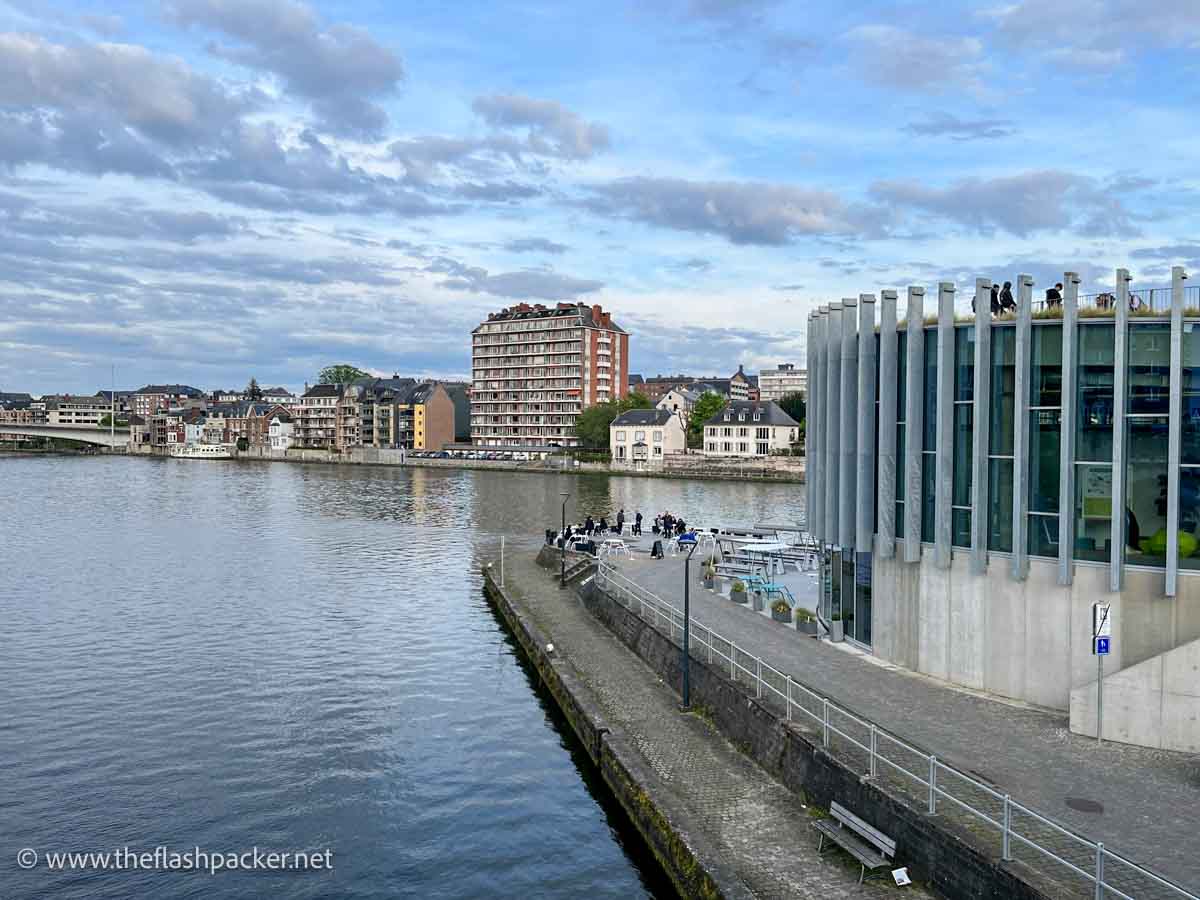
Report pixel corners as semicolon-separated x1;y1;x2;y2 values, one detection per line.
591;303;602;325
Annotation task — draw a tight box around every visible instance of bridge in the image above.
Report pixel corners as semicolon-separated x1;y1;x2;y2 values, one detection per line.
0;424;130;448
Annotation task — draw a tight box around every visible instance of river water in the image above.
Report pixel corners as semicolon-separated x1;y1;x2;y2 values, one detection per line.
1;457;804;899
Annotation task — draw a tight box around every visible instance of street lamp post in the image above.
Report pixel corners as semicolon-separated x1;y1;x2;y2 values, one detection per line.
560;491;570;588
681;539;699;710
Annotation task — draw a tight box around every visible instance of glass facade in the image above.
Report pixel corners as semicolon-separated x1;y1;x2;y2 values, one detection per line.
1182;325;1200;569
1126;326;1170;566
1028;324;1062;557
922;330;936;543
989;327;1016;551
895;330;907;539
1075;324;1114;561
952;327;974;547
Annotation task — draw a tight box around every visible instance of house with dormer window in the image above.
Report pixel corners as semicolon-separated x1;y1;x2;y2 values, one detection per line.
701;400;798;457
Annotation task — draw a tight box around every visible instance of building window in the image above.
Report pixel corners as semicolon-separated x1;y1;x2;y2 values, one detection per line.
635;430;645;441
1075;324;1114;562
952;326;975;548
756;441;769;455
1028;324;1063;557
1127;324;1171;566
616;430;625;441
922;329;937;543
654;446;662;456
988;327;1016;552
653;430;662;442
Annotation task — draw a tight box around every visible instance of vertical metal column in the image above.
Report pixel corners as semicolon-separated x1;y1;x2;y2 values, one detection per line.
935;283;955;568
806;313;815;527
877;290;899;558
825;303;841;545
857;295;877;553
904;287;925;562
1058;273;1080;586
840;298;858;551
1166;266;1187;597
1011;275;1033;580
1110;270;1131;592
971;279;992;574
812;308;827;543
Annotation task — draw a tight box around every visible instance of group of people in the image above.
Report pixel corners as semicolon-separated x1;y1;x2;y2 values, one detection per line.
652;511;689;537
554;508;645;545
968;280;1072;315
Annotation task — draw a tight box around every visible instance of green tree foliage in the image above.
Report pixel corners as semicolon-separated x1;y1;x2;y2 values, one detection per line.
571;392;654;449
777;392;806;425
687;392;726;448
97;414;128;428
245;377;262;400
318;364;370;385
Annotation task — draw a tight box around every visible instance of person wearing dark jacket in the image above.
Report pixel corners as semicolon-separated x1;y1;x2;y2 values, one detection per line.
999;281;1015;313
1045;283;1063;307
616;509;625;535
634;511;643;536
990;283;1001;315
598;517;608;534
584;515;595;536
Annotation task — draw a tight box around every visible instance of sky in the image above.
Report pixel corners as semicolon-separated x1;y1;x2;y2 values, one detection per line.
3;0;1200;394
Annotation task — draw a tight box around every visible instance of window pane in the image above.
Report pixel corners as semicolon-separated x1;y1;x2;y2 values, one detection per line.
922;453;935;543
1029;410;1061;513
924;329;937;450
1029;513;1059;557
953;405;972;507
840;554;855;629
854;551;872;646
990;327;1016;454
955;326;974;402
952;508;971;548
1030;324;1063;407
1126;415;1169;566
896;501;905;539
1077;324;1115;462
1182;324;1200;464
1128;324;1171;416
1075;463;1112;562
1179;469;1200;570
988;458;1014;552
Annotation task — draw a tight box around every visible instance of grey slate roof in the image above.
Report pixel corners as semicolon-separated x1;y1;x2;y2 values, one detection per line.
703;400;799;428
611;408;674;427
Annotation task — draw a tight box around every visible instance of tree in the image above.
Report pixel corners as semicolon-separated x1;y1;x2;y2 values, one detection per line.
687;391;726;449
571;392;654;450
318;364;370;385
777;392;806;425
245;377;262;400
98;414;128;428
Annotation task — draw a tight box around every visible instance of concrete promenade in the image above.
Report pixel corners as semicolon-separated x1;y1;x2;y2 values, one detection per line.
609;554;1200;894
495;547;923;898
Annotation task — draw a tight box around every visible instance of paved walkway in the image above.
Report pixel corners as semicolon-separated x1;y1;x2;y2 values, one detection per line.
499;550;926;898
609;555;1200;896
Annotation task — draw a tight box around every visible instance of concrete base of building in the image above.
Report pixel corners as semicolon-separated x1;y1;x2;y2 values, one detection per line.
872;538;1200;717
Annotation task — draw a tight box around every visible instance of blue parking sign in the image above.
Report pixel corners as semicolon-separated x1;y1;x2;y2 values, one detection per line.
1095;636;1111;655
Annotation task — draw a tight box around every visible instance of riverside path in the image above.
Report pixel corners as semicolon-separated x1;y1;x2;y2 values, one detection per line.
607;554;1200;896
493;546;929;898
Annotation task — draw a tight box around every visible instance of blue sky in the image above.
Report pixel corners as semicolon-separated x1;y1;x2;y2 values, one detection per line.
2;0;1199;394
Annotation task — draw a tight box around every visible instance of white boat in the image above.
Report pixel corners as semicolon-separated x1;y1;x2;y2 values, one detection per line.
167;443;234;459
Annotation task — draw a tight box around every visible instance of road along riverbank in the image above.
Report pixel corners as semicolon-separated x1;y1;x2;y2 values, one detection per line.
482;546;926;899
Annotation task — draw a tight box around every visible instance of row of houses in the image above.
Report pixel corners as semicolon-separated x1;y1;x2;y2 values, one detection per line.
609;399;801;468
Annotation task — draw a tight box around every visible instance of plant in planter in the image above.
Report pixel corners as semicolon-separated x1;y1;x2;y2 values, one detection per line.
729;579;747;604
702;560;716;589
770;599;791;623
794;608;818;635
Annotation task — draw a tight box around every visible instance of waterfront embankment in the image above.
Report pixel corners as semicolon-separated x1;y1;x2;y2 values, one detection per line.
482;547;922;898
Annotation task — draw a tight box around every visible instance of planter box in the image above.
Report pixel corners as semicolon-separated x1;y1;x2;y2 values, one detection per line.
795;619;818;635
729;590;747;604
771;607;790;623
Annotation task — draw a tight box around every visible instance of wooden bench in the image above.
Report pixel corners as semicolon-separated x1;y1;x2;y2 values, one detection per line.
812;801;896;884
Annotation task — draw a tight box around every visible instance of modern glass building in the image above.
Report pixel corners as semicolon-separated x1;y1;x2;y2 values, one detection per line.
806;269;1200;752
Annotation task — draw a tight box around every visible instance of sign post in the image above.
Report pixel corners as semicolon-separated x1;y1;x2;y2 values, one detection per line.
1092;602;1112;744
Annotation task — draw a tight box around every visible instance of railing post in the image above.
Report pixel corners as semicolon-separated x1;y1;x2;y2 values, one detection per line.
755;657;762;699
786;676;793;722
1002;795;1012;861
731;645;736;681
928;756;937;814
822;698;830;747
869;724;877;778
1095;843;1104;900
707;628;713;664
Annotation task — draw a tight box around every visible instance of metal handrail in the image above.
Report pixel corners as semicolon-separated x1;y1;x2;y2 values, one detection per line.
595;561;1198;900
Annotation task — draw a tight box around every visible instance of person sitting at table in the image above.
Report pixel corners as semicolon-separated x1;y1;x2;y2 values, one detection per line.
676;519;687;535
598;516;608;534
652;516;661;534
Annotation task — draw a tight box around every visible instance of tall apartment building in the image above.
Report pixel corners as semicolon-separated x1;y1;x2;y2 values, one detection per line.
471;302;629;447
757;363;807;401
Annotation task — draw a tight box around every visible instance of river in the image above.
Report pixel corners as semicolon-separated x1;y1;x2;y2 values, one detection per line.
0;457;805;898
